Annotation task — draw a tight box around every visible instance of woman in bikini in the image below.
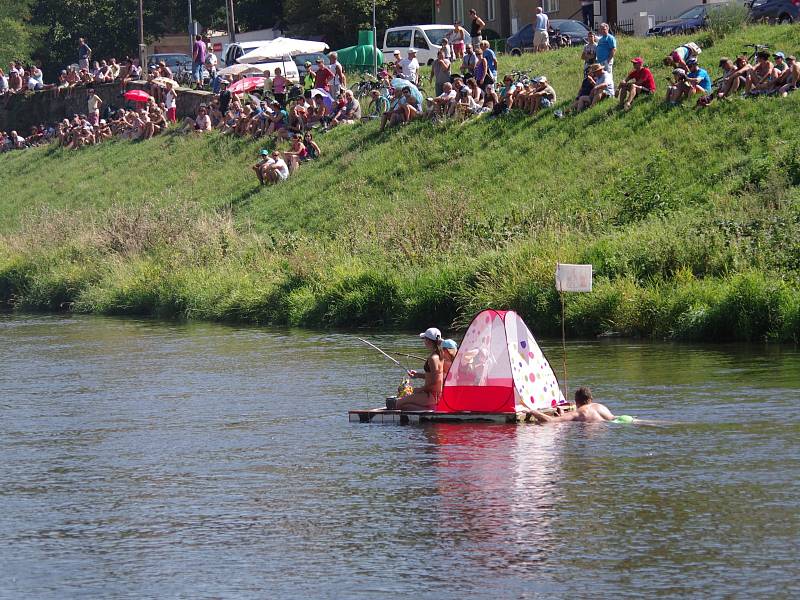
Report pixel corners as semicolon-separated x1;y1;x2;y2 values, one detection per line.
397;328;445;411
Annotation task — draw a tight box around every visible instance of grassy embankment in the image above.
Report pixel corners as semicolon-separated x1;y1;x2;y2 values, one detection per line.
1;25;799;341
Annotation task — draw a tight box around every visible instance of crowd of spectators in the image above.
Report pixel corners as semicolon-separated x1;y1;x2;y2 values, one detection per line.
1;37;143;100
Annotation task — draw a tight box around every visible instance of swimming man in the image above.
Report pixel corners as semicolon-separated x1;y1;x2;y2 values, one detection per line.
530;386;615;424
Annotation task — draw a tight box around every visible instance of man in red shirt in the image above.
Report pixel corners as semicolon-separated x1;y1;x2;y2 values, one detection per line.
617;57;656;111
313;58;334;91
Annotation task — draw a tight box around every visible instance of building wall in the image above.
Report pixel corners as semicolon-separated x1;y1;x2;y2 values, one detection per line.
615;0;729;23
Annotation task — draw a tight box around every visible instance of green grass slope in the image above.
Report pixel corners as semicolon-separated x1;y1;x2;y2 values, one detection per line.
2;25;799;341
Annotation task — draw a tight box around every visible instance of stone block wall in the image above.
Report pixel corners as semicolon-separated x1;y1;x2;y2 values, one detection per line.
0;81;215;134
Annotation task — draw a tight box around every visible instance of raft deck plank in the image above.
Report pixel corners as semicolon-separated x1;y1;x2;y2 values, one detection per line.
348;407;570;424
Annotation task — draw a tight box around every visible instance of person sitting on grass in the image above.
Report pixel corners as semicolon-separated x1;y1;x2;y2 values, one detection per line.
398;86;421;124
302;131;321;159
491;74;518;115
330;89;361;127
284;135;308;163
665;68;689;105
746;51;774;95
778;55;800;96
253;149;273;185
528;386;616;424
265;100;290;138
524;76;556;115
617;57;655;111
663;42;701;72
455;84;484;119
264;150;289;184
426;81;457;118
685;58;712;100
716;56;750;99
574;63;613;111
180;105;212;133
570;68;595;113
368;89;390;119
770;53;794;94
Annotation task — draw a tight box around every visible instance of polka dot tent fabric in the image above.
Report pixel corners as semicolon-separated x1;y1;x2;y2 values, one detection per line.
506;312;566;411
438;310;565;413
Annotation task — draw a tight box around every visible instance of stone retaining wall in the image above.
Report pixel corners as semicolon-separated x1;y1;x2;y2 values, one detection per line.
0;82;215;133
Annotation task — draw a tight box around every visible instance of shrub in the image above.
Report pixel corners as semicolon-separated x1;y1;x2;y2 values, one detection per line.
706;4;750;39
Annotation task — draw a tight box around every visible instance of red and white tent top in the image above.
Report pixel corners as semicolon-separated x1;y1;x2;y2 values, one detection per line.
438;310;567;414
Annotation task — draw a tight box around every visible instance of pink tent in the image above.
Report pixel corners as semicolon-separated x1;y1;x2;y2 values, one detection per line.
437;310;567;413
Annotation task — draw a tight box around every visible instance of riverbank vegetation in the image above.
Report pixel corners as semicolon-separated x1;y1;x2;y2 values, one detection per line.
2;25;799;342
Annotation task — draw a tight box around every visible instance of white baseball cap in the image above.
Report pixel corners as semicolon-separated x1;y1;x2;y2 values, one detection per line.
419;327;442;341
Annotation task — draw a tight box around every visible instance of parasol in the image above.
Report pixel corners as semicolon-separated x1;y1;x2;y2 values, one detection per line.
124;89;151;103
228;76;266;94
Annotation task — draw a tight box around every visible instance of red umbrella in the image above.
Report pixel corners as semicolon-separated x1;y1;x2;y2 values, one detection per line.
228;76;265;94
124;89;152;103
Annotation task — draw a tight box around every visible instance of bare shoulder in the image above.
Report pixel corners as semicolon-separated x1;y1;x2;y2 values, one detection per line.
594;403;616;421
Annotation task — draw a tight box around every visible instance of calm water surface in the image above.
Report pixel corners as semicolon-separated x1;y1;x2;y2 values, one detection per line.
1;315;799;599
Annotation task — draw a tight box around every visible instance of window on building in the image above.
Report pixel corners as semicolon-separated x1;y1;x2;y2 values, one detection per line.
543;0;560;13
486;0;496;21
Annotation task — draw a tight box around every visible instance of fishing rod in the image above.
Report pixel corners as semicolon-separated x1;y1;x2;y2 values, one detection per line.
355;337;412;375
390;351;427;362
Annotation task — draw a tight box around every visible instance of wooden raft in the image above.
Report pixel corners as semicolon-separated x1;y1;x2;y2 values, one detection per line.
348;404;573;425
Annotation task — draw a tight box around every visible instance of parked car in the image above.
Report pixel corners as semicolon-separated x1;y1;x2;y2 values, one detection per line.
506;19;589;55
147;53;191;73
646;3;736;36
748;0;800;23
294;53;329;79
382;25;472;66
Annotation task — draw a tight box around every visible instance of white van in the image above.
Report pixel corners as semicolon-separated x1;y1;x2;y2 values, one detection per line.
223;41;300;83
382;25;472;66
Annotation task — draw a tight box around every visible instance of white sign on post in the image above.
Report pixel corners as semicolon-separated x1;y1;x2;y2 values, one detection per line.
555;263;593;293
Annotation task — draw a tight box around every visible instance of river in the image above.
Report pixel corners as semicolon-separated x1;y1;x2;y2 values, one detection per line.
1;314;798;599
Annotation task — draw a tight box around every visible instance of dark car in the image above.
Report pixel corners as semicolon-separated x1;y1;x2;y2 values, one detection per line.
647;3;725;36
748;0;800;23
294;52;329;78
506;19;589;55
147;53;191;72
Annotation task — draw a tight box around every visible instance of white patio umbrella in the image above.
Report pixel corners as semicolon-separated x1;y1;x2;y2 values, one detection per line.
217;63;268;77
237;37;330;64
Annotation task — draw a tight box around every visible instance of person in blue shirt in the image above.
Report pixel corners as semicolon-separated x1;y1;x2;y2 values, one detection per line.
686;58;712;93
595;22;617;76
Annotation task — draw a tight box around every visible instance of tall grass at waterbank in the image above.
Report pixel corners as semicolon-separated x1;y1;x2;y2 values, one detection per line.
1;25;800;342
2;201;797;341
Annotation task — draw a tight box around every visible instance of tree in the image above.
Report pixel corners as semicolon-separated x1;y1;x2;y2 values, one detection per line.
0;1;40;67
30;0;169;76
283;0;429;49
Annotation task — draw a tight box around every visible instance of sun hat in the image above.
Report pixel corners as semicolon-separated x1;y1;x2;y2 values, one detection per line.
589;63;604;72
304;61;312;66
419;327;442;341
788;55;796;62
393;50;401;55
532;76;544;83
408;48;417;54
631;57;643;65
442;339;458;350
774;51;785;59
